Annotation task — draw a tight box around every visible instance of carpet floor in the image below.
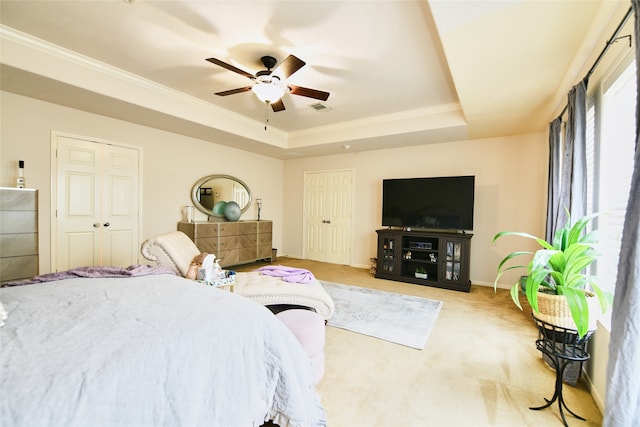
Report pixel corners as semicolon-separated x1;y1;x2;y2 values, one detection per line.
236;258;603;427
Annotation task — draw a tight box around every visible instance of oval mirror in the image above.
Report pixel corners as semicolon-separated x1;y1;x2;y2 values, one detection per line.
191;174;252;218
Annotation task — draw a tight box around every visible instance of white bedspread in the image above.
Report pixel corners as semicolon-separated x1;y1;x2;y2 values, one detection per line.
0;274;326;427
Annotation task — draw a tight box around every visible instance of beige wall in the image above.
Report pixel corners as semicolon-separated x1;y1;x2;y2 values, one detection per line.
1;91;284;274
282;132;548;286
281;134;613;410
1;88;548;287
3;88;609;412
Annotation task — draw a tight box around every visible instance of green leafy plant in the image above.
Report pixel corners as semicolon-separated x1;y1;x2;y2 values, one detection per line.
493;212;612;337
415;267;427;274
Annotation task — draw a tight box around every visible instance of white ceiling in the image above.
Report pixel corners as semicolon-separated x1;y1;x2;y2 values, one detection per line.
0;0;629;158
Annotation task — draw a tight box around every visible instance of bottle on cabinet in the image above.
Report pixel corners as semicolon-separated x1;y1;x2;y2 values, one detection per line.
16;160;25;188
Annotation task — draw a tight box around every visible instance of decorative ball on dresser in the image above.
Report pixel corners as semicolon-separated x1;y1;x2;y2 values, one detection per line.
223;201;241;221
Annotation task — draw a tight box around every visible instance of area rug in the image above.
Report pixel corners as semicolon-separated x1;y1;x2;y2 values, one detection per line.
321;281;443;350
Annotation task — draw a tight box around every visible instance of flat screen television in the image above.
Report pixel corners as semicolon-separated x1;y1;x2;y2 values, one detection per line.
381;175;475;231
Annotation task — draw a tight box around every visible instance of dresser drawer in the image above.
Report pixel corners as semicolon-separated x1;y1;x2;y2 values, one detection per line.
0;188;38;211
0;211;37;234
218;222;239;236
239;222;258;235
258;244;272;259
0;233;38;257
258;232;272;246
218;235;240;251
239;234;258;248
0;255;39;283
239;246;257;261
257;221;272;233
194;223;218;238
195;237;218;253
217;250;239;267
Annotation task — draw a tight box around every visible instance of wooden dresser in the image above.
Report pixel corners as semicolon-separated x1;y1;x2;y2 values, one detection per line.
178;220;272;267
1;187;39;284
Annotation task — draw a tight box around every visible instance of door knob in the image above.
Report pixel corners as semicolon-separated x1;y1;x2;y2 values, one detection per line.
103;222;110;227
326;220;331;224
93;223;100;228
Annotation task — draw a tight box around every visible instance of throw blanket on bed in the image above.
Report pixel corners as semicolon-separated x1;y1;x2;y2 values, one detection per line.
2;264;176;287
256;265;315;284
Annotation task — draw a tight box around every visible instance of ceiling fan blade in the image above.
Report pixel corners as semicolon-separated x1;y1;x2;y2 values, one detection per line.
271;99;286;112
206;57;254;79
273;55;306;79
215;86;253;96
288;84;330;101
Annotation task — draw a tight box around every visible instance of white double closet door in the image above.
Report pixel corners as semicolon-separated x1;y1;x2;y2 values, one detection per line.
303;169;353;265
52;134;141;271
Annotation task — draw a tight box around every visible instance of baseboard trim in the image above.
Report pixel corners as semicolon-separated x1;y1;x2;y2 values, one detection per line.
471;280;511;290
584;370;606;415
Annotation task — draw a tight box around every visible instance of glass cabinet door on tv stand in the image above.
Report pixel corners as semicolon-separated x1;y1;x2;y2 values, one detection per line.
441;237;470;288
376;231;401;276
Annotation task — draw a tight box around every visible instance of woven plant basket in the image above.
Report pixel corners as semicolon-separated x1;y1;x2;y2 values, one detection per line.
535;291;600;385
535;291;600;332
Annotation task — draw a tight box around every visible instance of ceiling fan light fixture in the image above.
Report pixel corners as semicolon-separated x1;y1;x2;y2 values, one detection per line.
252;75;286;103
207;54;329;112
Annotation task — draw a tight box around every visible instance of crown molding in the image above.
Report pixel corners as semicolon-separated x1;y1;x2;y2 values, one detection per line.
288;103;467;148
0;25;288;147
1;24;468;155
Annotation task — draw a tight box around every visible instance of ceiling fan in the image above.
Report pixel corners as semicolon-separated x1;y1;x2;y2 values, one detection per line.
206;54;330;112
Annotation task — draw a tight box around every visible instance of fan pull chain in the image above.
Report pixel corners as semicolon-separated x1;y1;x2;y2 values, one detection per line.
264;103;269;131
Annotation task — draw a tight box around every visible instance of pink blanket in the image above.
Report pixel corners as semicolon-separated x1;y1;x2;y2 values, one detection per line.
255;265;315;284
2;265;176;287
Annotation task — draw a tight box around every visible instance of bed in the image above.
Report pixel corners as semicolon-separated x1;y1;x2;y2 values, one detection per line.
0;270;326;426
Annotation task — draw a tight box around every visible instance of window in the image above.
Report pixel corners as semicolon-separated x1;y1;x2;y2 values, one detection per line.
586;58;636;306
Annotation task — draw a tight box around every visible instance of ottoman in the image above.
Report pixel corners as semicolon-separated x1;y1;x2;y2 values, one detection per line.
233;271;335;320
275;309;326;385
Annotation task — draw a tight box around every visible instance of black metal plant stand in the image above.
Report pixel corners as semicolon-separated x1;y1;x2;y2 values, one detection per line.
530;315;594;427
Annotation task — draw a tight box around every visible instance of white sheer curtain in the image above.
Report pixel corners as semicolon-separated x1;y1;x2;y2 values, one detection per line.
604;1;640;425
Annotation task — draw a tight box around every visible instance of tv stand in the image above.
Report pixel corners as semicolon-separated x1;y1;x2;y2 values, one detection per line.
375;229;472;292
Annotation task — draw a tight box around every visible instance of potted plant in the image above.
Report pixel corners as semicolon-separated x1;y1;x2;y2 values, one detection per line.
493;212;612;337
415;267;428;279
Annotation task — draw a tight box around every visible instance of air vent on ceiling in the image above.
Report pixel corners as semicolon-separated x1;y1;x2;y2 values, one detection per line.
309;102;330;112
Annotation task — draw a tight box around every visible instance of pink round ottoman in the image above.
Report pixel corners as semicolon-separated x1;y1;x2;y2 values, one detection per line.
275;309;326;385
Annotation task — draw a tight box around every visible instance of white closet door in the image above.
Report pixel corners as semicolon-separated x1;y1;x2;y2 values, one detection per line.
54;135;140;271
304;172;328;262
303;169;353;265
56;136;101;269
325;170;352;264
101;143;139;267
